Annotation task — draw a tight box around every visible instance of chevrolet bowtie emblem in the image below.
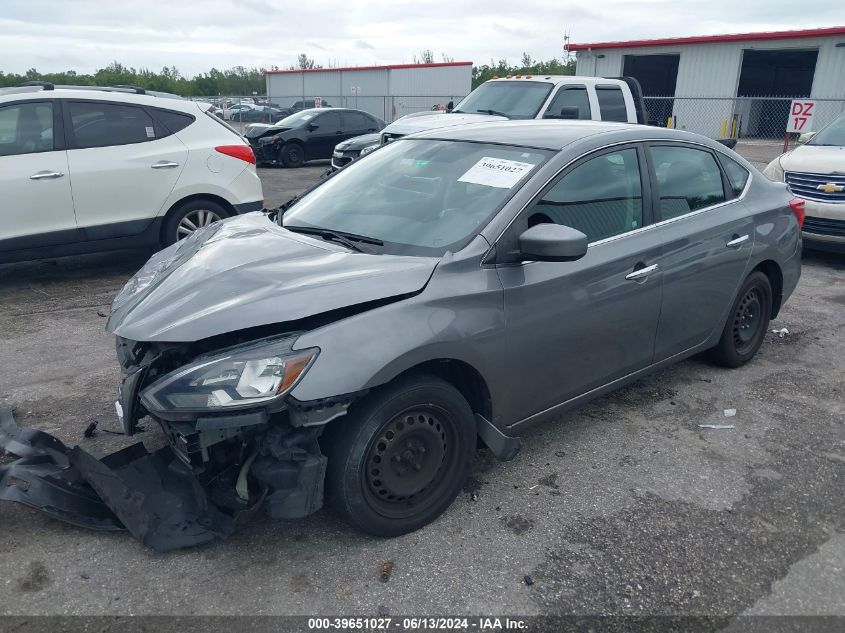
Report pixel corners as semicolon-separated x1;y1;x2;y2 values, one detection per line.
817;183;844;193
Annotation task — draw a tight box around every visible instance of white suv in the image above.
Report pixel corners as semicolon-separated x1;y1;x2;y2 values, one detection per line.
0;84;263;263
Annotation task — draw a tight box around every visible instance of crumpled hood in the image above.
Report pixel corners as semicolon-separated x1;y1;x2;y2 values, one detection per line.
244;124;291;139
106;213;439;343
383;112;506;137
780;144;845;174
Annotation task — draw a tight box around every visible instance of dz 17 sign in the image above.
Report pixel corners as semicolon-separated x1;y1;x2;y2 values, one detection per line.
786;100;815;133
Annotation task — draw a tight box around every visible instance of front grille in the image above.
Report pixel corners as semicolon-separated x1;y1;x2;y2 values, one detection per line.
803;216;845;238
785;172;845;203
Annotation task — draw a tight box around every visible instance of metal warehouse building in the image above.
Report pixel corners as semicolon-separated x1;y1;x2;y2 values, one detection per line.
569;26;845;139
264;61;472;123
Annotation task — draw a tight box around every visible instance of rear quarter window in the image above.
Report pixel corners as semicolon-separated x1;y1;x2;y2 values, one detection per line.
151;108;195;134
719;156;750;197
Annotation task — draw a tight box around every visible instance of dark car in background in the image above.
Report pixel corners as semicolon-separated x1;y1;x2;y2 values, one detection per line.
247;108;385;167
330;132;382;170
232;105;286;123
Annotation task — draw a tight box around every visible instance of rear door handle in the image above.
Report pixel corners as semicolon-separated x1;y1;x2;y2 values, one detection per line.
625;263;659;281
726;234;749;248
29;171;64;180
151;161;180;169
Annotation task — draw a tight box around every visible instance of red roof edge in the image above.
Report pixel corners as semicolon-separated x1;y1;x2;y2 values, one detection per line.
567;26;845;51
265;61;473;75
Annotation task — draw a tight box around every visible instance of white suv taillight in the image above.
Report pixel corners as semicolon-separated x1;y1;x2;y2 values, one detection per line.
215;145;256;165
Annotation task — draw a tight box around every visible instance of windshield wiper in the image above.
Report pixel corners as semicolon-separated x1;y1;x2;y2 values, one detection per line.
476;109;510;119
284;225;383;254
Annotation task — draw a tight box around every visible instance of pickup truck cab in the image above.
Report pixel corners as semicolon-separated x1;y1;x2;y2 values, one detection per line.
379;75;647;144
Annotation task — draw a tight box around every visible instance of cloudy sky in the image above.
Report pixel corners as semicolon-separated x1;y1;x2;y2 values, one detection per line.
2;0;841;75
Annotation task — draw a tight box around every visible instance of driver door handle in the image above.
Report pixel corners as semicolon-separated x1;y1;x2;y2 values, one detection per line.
726;234;749;248
30;171;65;180
625;263;659;281
151;161;180;169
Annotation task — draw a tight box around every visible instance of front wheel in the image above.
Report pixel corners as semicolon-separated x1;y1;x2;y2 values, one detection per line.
280;143;304;168
323;375;476;536
708;271;772;367
162;199;229;246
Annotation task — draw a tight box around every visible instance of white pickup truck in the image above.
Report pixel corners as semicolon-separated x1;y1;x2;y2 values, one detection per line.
379;75;648;144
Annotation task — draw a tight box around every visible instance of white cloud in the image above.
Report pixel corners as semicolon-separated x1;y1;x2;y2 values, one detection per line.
0;0;841;75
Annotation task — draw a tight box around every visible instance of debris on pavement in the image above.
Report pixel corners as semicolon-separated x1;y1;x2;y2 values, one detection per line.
698;424;736;430
772;327;790;338
523;575;534;586
379;561;394;583
96;310;109;318
83;421;98;438
724;409;737;418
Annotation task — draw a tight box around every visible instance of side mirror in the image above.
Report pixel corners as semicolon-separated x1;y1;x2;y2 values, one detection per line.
518;224;588;262
543;106;580;120
798;131;816;145
446;101;454;111
307;123;319;131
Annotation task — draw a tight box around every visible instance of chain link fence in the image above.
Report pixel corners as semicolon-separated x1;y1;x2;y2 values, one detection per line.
643;96;845;141
190;94;467;126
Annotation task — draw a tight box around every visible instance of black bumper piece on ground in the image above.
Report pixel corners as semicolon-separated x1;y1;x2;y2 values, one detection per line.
0;408;264;551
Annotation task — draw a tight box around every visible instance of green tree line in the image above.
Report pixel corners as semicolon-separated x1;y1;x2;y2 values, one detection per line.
0;53;574;96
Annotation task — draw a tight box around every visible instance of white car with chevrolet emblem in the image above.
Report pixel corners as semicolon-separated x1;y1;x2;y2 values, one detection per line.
764;112;845;253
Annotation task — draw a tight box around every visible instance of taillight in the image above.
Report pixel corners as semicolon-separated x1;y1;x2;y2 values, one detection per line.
789;198;805;229
215;145;256;165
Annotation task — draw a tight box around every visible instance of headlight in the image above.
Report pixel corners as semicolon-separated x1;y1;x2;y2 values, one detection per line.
141;336;318;415
762;156;785;182
359;144;378;157
259;134;281;145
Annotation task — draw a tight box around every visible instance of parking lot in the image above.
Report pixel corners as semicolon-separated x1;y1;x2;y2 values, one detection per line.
1;158;843;619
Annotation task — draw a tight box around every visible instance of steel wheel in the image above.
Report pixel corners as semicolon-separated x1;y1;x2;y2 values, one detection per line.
732;287;764;355
176;208;223;240
362;406;457;520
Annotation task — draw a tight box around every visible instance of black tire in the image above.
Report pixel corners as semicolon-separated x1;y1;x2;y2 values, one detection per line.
323;374;476;537
162;199;229;247
709;271;772;368
280;143;305;168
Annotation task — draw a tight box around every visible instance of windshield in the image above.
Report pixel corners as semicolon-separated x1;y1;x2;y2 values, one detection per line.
453;81;554;119
283;139;551;256
274;110;318;128
809;114;845;146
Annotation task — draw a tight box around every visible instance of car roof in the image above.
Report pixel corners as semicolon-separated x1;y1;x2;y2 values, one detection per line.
408;120;727;152
487;75;629;87
0;85;199;113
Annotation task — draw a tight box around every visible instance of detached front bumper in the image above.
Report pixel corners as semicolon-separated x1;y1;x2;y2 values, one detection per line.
0;404;327;551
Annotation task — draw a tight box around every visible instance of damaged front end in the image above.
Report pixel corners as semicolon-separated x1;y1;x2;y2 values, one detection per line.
0;333;336;552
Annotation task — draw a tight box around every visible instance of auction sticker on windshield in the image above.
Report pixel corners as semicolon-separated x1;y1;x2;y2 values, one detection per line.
458;157;535;188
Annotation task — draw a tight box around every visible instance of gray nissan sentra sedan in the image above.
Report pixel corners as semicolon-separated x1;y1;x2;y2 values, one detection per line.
0;121;802;550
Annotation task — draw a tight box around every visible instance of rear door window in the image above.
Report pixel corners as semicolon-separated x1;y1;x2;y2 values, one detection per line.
0;102;54;156
528;147;644;242
68;101;157;148
544;86;591;120
650;145;727;219
596;85;628;122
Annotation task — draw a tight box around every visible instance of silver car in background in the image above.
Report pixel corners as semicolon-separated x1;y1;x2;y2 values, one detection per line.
0;121;802;550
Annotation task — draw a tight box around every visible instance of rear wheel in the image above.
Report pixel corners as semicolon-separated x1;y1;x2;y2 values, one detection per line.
162;199;229;246
324;375;476;536
709;271;772;367
280;143;304;168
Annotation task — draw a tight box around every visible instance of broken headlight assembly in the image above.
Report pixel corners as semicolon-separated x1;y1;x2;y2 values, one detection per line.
140;336;318;416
